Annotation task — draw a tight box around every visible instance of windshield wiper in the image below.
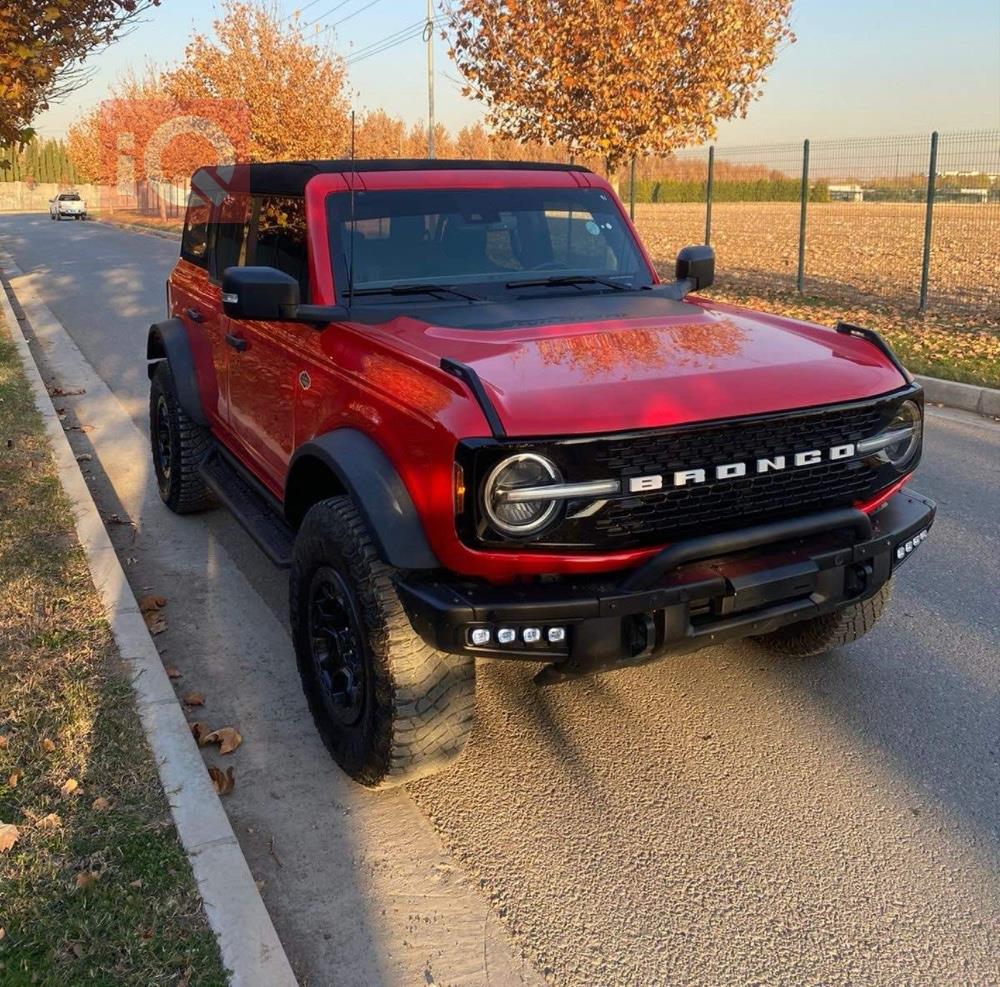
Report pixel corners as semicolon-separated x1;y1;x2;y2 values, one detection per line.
347;283;481;302
505;275;629;292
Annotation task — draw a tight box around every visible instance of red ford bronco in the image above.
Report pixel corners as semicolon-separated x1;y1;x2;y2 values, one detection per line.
147;160;934;788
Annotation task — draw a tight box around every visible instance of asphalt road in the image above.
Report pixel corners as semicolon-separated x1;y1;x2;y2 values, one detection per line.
2;213;998;986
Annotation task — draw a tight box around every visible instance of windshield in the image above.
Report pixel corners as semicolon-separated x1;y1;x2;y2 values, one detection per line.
328;186;652;296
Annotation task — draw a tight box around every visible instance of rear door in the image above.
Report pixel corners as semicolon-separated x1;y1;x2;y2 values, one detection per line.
224;194;314;491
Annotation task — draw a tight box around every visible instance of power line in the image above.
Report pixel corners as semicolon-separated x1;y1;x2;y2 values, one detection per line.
345;15;445;66
312;0;389;35
282;0;325;25
302;0;358;29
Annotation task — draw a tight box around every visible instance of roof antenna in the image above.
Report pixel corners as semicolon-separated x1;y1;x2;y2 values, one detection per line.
348;109;357;313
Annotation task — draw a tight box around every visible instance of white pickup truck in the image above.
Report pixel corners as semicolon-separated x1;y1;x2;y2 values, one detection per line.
49;192;87;221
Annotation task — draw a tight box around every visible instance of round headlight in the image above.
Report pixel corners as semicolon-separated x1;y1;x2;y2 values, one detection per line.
483;454;562;536
882;399;922;469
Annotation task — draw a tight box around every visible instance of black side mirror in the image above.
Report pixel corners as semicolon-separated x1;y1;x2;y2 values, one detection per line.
675;245;715;291
222;266;300;321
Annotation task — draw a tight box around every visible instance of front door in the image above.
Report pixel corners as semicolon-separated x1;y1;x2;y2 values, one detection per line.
174;188;228;427
225;195;311;492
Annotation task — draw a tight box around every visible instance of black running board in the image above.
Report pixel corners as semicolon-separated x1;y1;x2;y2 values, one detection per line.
199;448;295;568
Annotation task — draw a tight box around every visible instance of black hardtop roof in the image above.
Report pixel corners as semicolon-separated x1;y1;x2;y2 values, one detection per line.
191;158;591;197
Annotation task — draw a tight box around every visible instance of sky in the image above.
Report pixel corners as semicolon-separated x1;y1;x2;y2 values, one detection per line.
33;0;1000;146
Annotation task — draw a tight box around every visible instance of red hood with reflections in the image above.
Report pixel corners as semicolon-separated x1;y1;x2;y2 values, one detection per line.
386;297;908;437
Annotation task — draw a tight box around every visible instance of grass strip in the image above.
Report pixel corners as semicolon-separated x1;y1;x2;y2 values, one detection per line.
0;316;226;986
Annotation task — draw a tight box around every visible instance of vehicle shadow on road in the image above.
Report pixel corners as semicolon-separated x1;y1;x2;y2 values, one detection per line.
747;597;999;845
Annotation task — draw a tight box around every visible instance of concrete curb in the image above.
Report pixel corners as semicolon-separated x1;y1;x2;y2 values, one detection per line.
92;216;182;241
916;374;1000;419
0;268;298;987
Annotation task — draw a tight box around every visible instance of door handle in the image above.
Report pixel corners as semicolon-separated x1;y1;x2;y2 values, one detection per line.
184;307;204;323
225;332;247;352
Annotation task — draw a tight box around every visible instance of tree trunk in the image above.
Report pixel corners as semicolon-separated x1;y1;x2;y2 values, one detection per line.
604;157;620;196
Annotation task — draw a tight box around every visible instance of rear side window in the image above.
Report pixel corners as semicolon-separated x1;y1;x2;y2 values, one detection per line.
249;196;309;300
181;190;210;267
210;194;251;282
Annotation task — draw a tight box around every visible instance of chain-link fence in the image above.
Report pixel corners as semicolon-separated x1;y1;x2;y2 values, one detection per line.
625;130;1000;321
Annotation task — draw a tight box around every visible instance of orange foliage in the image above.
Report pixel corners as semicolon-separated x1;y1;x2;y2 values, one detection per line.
446;0;794;174
162;1;350;161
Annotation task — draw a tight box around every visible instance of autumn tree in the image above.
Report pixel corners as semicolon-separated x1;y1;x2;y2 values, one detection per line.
355;109;406;157
445;0;793;182
162;1;350;161
0;0;161;146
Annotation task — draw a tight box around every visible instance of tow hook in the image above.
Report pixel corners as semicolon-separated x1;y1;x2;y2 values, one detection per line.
845;561;874;597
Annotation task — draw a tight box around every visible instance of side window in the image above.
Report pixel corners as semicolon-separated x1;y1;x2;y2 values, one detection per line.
210;193;251;282
180;190;210;267
249;196;309;300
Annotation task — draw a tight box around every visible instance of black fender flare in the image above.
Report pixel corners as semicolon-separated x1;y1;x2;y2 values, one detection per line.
287;430;439;570
146;318;208;426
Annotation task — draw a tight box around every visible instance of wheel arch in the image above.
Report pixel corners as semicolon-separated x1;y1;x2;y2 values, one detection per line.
286;430;439;570
146;318;208;426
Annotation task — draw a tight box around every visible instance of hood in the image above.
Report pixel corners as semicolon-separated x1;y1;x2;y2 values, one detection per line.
378;295;907;437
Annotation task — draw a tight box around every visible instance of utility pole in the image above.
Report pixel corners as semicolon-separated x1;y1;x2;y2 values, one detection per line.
425;0;435;158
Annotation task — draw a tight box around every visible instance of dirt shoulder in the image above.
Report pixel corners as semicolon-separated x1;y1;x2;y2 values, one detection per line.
0;316;227;985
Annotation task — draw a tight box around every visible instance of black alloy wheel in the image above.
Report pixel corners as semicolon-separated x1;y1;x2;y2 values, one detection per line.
153;393;172;488
307;566;367;727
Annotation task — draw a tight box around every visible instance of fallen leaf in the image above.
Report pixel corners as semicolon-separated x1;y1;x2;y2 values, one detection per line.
50;386;86;396
0;927;5;941
91;797;110;812
41;737;56;752
208;765;235;795
65;424;94;432
177;966;193;987
201;726;242;755
0;735;7;749
129;879;142;888
75;871;98;889
165;664;182;679
37;812;61;829
144;611;167;635
138;594;167;613
104;512;132;525
0;823;18;853
189;722;207;743
7;772;18;788
70;942;85;959
182;692;204;707
60;778;79;797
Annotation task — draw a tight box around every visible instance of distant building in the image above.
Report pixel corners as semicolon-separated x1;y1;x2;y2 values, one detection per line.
829;184;864;202
938;186;990;203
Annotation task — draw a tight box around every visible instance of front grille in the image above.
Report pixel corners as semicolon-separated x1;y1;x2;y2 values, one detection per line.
459;389;918;551
587;400;891;546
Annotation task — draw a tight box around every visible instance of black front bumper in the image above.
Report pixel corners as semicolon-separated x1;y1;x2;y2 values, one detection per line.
396;489;936;680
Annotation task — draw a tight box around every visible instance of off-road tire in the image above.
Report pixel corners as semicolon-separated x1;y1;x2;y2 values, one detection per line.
290;497;475;789
149;361;214;513
753;583;891;658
